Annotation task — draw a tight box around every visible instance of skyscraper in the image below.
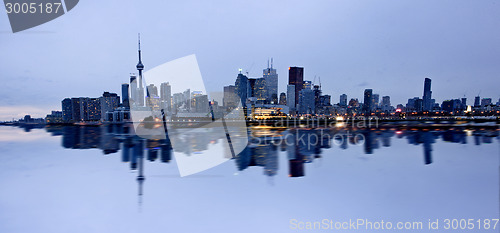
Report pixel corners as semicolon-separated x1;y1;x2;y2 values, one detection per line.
251;78;267;101
122;83;130;108
160;82;172;111
372;94;379;110
313;85;321;113
287;85;295;112
145;84;159;110
288;67;304;107
279;92;286;105
129;75;138;105
235;72;250;107
362;89;373;114
461;98;467;110
298;88;315;114
422;78;432;111
339;94;347;107
100;92;120;121
147;84;158;97
62;98;73;122
474;96;480;107
381;96;391;111
263;58;278;102
223;85;237;109
481;98;492;107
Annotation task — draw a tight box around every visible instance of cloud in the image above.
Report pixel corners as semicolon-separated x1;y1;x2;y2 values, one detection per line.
357;81;369;87
0;105;52;121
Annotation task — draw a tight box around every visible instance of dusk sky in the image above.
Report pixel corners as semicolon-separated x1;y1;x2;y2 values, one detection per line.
1;0;499;120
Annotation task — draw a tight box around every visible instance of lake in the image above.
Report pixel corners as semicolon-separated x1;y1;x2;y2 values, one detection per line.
0;124;498;233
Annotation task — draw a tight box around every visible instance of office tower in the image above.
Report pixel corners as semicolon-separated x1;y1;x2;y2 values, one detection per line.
288;67;304;107
415;98;423;112
381;96;390;107
339;94;347;107
320;95;331;106
279;92;286;105
298;88;315;114
382;96;391;111
474;96;480;107
497;98;500;106
172;93;184;110
263;58;278;102
62;98;73;122
122;83;130;108
441;100;456;112
461;98;467;110
147;84;158;97
313;85;321;112
248;78;256;96
270;93;278;104
182;89;191;111
160;82;172;111
129;75;138;105
481;98;492;106
223;85;237;109
100;92;120;121
372;94;379;110
348;98;359;107
235;72;250;107
406;97;421;111
72;98;84;122
252;78;267;101
287;85;295;111
422;78;432;111
302;80;312;90
193;94;209;113
87;98;101;121
362;89;373;114
136;35;145;107
146;86;160;111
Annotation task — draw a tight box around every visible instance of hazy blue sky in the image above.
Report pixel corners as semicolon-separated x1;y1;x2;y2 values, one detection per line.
1;0;499;120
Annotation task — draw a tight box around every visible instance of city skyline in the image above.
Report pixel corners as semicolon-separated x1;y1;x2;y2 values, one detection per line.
1;1;499;120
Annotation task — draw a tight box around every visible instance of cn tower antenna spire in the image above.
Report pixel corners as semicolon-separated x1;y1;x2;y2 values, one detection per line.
136;33;144;72
138;33;142;62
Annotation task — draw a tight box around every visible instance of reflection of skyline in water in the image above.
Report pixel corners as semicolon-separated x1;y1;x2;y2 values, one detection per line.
43;125;500;178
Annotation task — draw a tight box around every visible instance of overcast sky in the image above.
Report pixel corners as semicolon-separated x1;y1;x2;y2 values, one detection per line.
1;0;499;120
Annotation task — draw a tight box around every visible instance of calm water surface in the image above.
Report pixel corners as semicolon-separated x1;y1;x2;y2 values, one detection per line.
0;125;498;233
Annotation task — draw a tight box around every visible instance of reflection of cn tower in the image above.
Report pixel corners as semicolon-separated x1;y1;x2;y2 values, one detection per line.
131;138;145;205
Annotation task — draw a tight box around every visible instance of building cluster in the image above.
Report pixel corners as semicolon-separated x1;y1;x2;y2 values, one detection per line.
47;38;499;125
224;65;334;119
17;114;45;124
60;92;128;123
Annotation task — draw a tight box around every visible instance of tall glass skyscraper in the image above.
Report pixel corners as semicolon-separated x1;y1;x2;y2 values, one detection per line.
288;67;303;107
422;78;432;111
263;58;278;103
